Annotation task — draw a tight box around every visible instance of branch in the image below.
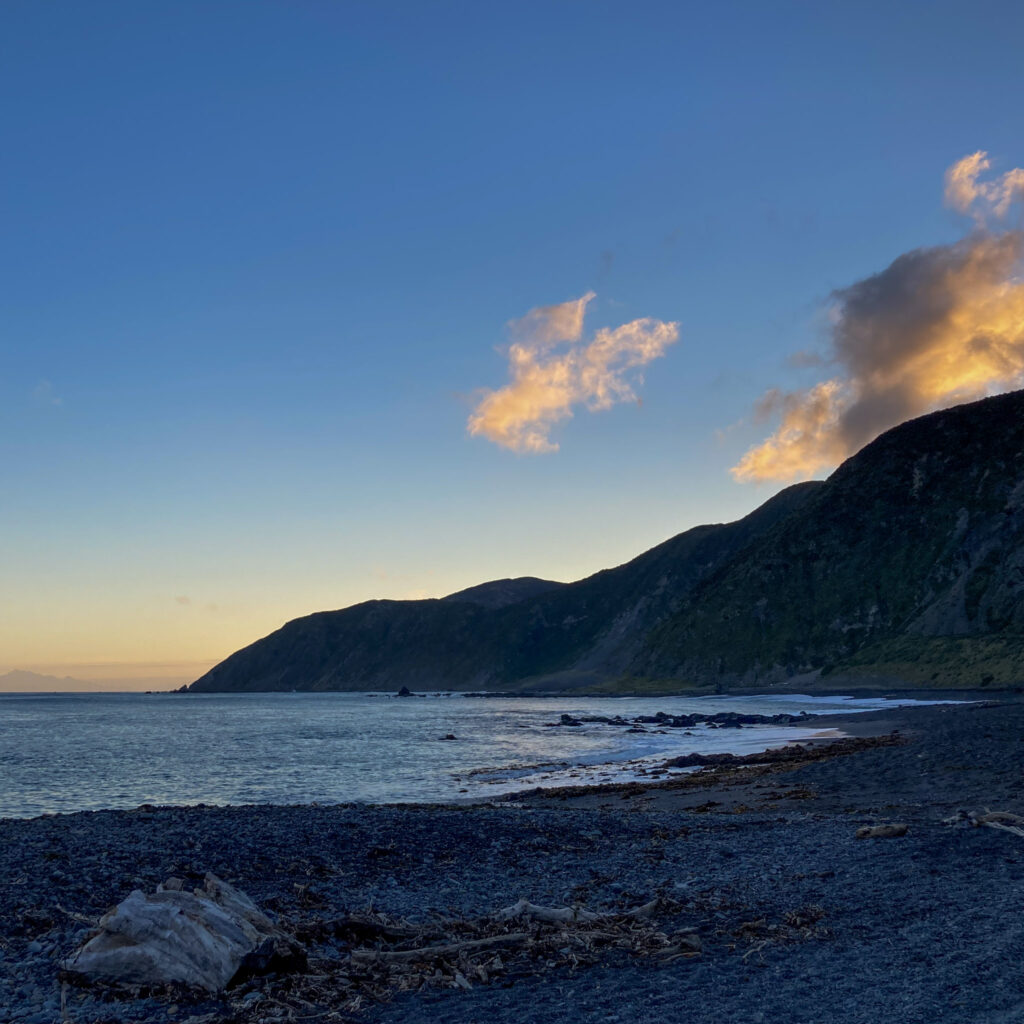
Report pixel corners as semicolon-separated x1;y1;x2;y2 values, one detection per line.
350;932;532;964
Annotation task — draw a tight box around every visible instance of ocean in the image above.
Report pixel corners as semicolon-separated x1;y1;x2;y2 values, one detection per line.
0;690;945;819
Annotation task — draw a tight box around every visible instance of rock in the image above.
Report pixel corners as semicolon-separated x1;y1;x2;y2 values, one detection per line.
855;824;909;840
397;686;414;697
65;873;303;993
559;714;583;727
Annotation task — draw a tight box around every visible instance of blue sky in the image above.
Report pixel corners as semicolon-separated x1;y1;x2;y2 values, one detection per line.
3;1;1023;682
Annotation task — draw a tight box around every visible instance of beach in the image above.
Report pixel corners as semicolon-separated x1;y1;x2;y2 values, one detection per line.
2;697;1023;1023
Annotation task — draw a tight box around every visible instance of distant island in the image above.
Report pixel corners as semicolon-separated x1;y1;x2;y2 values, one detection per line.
189;390;1024;695
0;670;106;693
0;670;193;693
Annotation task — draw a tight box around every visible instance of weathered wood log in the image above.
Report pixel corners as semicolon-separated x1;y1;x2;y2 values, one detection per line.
975;811;1024;826
492;899;659;924
943;809;1024;836
974;811;1024;837
855;824;908;839
350;932;532;963
65;874;298;992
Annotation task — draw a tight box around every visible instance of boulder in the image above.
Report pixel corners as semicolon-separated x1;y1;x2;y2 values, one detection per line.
66;873;303;992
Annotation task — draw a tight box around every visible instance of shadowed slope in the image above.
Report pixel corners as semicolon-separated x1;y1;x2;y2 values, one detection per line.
191;390;1024;693
637;389;1024;686
189;484;819;692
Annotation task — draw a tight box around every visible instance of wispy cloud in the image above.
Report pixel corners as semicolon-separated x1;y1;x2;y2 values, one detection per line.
468;293;679;453
32;380;62;407
732;153;1024;483
945;150;1024;221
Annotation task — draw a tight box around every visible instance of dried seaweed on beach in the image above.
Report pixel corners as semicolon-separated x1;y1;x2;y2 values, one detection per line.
221;897;701;1022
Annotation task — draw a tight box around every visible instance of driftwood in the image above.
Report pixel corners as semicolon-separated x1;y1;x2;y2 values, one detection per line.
492;898;659;924
855;824;908;839
67;893;701;1020
64;874;300;993
225;897;698;1019
944;809;1024;837
351;931;532;963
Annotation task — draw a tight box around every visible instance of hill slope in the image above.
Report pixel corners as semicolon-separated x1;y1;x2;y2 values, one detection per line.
635;390;1024;688
189;483;819;692
190;391;1024;693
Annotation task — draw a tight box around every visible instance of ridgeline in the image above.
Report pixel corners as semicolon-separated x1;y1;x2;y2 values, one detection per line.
190;391;1024;694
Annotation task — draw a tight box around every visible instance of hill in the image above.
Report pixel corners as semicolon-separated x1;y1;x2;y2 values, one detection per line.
440;577;565;609
189;484;818;692
637;390;1024;689
189;391;1024;693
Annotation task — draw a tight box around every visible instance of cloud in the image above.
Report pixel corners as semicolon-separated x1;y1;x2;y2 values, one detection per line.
508;291;595;347
468;293;679;453
32;380;62;406
945;151;1024;220
733;154;1024;483
175;595;192;606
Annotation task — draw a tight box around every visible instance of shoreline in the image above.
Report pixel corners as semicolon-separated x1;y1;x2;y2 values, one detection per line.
0;691;953;820
4;698;1024;1023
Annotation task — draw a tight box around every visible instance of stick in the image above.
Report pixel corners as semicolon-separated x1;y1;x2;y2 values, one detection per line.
492;899;659;924
943;809;1024;837
979;820;1024;838
976;810;1024;826
350;932;532;963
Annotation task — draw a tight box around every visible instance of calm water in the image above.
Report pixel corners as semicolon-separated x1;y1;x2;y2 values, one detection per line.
0;691;944;819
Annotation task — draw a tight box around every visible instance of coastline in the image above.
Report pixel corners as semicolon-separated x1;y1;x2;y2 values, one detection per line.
0;691;934;817
3;696;1024;1023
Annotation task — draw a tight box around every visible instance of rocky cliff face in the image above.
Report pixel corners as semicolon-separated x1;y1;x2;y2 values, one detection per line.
190;391;1024;693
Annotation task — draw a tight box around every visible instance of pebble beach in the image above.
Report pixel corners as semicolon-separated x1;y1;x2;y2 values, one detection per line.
2;697;1023;1024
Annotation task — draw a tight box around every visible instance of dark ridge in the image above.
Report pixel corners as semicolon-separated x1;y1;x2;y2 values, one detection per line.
440;577;566;609
190;391;1024;693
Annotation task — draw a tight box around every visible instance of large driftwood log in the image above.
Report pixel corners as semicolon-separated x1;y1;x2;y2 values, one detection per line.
65;874;297;992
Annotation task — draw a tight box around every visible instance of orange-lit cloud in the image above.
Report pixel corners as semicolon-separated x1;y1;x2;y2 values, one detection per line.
732;381;849;482
468;293;679;453
733;154;1024;483
945;151;1024;220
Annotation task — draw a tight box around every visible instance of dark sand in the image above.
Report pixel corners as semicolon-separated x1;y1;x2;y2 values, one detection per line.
2;696;1023;1024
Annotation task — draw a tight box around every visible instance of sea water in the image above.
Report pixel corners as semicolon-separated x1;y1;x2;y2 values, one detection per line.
0;690;948;819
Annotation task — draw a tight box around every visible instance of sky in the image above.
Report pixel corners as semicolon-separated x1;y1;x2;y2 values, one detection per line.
3;1;1024;688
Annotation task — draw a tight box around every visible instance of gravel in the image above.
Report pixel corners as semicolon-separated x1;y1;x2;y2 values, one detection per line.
1;699;1023;1023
